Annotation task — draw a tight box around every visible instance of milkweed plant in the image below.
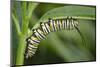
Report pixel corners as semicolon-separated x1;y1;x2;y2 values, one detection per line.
11;1;96;66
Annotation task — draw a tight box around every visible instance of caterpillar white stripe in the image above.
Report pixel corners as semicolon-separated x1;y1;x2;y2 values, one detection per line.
25;17;79;58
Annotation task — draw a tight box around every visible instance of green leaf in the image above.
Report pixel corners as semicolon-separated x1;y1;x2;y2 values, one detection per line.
30;5;96;62
32;6;96;29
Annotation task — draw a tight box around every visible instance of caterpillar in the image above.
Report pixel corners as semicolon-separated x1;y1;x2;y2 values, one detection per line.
25;17;79;58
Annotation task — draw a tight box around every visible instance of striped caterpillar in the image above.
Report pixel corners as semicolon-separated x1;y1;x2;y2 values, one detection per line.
25;17;79;58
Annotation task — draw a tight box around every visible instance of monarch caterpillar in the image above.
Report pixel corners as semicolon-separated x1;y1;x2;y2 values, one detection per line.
25;17;79;58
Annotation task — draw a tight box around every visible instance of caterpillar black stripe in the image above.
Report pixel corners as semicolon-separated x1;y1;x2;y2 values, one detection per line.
25;17;79;58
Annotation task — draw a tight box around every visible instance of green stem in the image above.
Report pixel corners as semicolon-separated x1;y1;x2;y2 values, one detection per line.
52;16;96;20
12;13;21;35
15;35;26;65
28;3;39;19
21;2;28;34
15;2;28;65
15;2;39;65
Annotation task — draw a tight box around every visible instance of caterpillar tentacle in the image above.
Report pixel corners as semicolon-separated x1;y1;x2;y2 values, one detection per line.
25;17;79;58
74;26;86;46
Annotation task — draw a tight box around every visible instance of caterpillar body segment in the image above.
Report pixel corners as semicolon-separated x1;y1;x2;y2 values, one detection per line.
25;17;79;58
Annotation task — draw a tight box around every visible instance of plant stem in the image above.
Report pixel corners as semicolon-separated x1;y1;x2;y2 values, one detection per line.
15;2;28;65
12;13;21;35
15;35;26;65
51;16;95;20
14;2;38;65
28;3;39;19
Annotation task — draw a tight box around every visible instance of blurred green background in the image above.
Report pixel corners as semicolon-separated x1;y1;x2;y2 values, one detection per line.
11;1;96;66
